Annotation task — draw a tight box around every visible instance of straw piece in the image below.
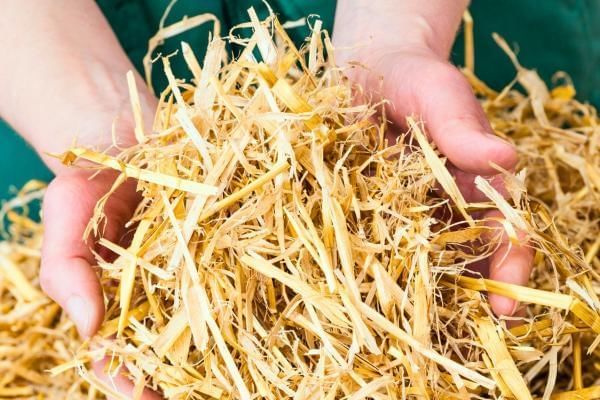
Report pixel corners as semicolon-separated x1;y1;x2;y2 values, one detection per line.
456;276;600;334
456;275;574;310
60;148;218;195
549;386;600;400
117;218;151;336
357;301;496;389
199;161;289;222
475;317;532;400
0;253;43;302
127;70;147;143
475;175;528;233
462;10;474;72
408;117;473;225
143;13;221;92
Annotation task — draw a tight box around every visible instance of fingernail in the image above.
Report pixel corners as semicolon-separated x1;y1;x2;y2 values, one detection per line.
502;298;519;316
66;295;91;338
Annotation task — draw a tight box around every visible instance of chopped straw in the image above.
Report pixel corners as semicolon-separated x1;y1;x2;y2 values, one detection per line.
0;182;99;398
1;7;599;400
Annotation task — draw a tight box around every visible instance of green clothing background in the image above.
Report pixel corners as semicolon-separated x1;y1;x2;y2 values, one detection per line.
1;0;599;201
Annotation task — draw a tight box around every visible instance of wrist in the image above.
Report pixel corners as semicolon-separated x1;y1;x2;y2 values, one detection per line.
333;0;469;63
0;1;157;175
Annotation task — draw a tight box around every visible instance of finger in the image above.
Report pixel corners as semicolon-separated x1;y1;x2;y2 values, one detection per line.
93;359;162;400
386;57;517;175
40;172;137;337
447;164;510;202
415;62;517;175
484;210;534;316
41;173;105;337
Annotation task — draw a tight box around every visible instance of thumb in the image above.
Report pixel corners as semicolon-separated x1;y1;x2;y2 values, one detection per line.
40;172;137;337
392;58;518;175
40;173;105;337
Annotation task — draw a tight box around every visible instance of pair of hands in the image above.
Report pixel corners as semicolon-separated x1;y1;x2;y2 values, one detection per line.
41;2;532;335
1;0;533;398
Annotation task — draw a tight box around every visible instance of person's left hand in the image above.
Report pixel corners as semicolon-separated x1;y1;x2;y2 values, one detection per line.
333;0;534;316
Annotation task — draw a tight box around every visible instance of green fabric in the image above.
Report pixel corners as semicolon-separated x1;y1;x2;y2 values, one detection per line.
96;0;336;93
2;0;599;201
453;0;600;106
0;120;52;200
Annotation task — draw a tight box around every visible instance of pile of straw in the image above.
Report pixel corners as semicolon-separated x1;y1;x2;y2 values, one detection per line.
0;182;99;399
1;9;598;400
466;33;600;273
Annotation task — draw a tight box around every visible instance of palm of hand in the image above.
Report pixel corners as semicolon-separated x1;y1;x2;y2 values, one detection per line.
355;49;533;315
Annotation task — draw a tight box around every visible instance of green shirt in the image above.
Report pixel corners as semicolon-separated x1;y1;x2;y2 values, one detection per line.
1;0;599;199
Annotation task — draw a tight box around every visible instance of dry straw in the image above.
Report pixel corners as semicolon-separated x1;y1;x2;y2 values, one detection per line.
0;8;598;400
57;9;600;399
0;182;100;399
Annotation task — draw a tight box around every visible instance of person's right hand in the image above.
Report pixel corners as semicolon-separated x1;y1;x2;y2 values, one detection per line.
41;170;135;338
42;170;165;399
1;1;162;397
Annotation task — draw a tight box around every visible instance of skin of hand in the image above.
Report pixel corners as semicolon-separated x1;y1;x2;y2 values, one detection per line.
1;1;160;398
333;0;534;316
